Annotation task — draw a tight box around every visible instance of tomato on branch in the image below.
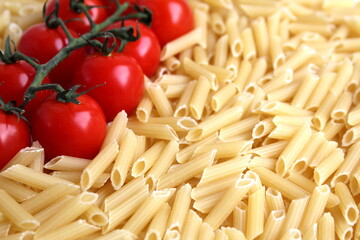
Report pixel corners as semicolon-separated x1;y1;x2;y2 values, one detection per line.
0;105;31;170
136;0;194;46
17;23;87;90
46;0;108;35
73;52;144;122
105;19;161;77
0;61;52;120
30;94;107;161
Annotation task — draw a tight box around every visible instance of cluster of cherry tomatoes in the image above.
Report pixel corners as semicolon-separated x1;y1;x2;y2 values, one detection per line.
0;0;193;168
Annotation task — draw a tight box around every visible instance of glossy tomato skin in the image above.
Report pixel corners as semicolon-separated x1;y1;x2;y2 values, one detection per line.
17;23;87;90
73;52;144;121
30;94;107;161
0;61;52;120
0;111;31;169
136;0;193;46
106;20;160;77
101;0;136;16
46;0;108;34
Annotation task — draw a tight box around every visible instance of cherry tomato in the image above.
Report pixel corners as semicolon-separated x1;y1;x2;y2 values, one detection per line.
73;52;144;121
0;61;52;120
0;110;31;169
136;0;194;46
30;94;107;161
17;23;87;90
46;0;108;34
101;0;136;16
106;19;160;77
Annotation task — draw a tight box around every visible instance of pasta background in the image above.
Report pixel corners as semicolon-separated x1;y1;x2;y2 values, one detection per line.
2;0;360;239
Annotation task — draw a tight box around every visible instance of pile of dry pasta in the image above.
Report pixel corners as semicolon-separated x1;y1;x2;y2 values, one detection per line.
2;0;360;239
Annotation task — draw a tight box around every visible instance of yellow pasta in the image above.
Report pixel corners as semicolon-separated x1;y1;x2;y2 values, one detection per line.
252;167;309;200
258;209;285;240
181;210;202;240
332;142;360;187
246;186;265;239
145;203;171;240
318;212;335;240
314;148;345;185
335;182;359;226
131;141;166;178
80;140;119;191
300;185;330;233
276;123;312;176
4;1;360;239
36;191;97;235
123;189;175;235
157;150;216;189
226;11;243;58
213;34;229;68
190;77;211;120
204;177;254;230
186;106;243;141
342;124;360;146
0;189;39;230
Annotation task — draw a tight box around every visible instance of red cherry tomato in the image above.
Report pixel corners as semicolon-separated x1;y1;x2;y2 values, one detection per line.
0;110;31;169
0;61;52;120
73;52;144;121
17;23;87;90
136;0;194;46
106;19;160;77
101;0;136;16
30;94;107;161
46;0;108;34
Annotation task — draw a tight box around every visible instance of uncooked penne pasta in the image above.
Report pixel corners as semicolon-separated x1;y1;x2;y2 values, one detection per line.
101;111;127;148
127;122;179;141
348;104;360;126
204;177;254;230
330;207;354;240
1;146;43;171
258;209;285;240
226;11;243;58
36;191;97;236
197;155;250;186
111;129;137;189
0;189;39;231
0;175;36;203
276;123;312;177
181;210;202;240
136;95;153;122
131;141;166;177
246;186;265;240
342;124;360;147
161;27;203;60
212;34;229;68
186;106;243;141
318;212;335;240
252;167;309;200
80;140;119;191
103;185;149;233
335;182;359;226
299;185;330;233
167;184;192;232
147;140;179;181
190;77;211;120
103;177;148;212
332;142;360;187
145;203;171;240
123;189;175;235
157;150;216;189
147;83;174;117
314;148;345;185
